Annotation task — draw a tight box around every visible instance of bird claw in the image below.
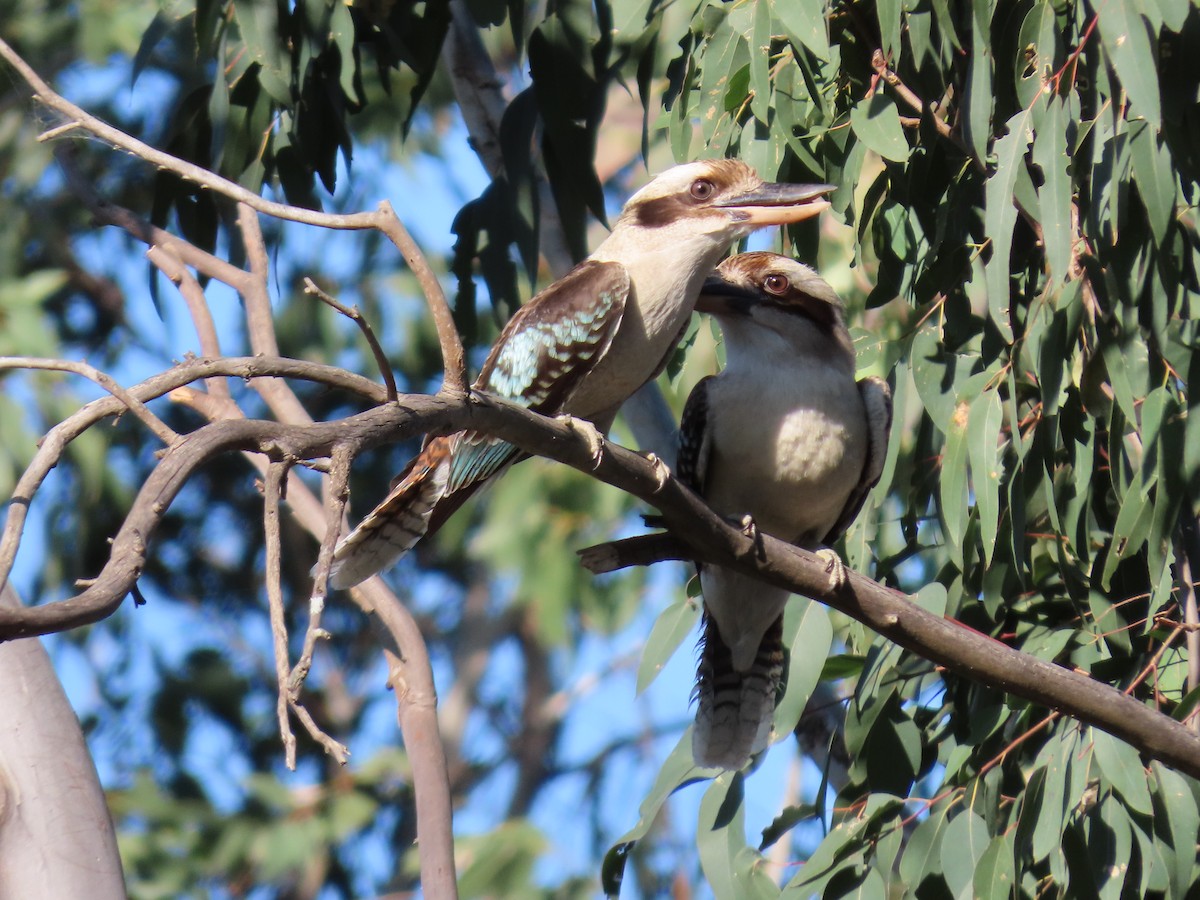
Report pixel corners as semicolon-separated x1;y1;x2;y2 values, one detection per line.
559;415;605;470
739;514;759;540
816;548;849;592
643;452;671;491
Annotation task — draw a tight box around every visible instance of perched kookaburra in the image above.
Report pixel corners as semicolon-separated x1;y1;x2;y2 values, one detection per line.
678;252;892;770
329;162;833;589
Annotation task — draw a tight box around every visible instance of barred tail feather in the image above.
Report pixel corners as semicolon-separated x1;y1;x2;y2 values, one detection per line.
692;613;784;770
328;437;453;589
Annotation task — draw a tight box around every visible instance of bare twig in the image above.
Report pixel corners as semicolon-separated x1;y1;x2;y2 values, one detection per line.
371;204;467;394
290;444;353;698
0;357;179;446
384;646;457;899
290;701;350;764
263;460;299;769
237;204;318;427
145;246;231;400
0;355;384;596
578;531;692;574
305;278;398;403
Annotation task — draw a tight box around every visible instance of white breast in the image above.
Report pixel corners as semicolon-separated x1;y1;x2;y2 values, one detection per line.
565;223;731;420
704;354;867;546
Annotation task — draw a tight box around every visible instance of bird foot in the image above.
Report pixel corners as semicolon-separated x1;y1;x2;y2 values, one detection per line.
643;452;671;491
559;415;605;470
739;514;759;540
816;548;849;592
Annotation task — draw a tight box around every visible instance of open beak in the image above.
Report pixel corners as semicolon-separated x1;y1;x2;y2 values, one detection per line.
695;275;762;315
716;182;835;225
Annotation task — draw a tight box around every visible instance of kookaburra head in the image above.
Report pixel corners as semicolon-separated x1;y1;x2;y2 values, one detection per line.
694;252;854;367
595;160;833;266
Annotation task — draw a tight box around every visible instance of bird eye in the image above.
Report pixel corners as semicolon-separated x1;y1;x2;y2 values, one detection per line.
690;179;715;201
763;274;790;295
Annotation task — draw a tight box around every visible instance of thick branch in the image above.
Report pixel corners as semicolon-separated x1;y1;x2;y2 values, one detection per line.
3;387;1200;779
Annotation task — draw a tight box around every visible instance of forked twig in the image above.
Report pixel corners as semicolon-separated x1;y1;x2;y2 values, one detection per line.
0;357;179;446
305;278;398;403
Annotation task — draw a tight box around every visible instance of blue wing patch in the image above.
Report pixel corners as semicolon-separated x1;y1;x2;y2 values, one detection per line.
447;260;630;494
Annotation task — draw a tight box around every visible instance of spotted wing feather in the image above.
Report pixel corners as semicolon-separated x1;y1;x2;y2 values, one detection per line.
448;260;629;493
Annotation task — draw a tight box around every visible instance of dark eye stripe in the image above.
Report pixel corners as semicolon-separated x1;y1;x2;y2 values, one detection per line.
765;287;838;333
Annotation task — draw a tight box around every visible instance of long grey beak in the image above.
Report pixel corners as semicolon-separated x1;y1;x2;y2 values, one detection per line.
696;275;762;315
715;182;835;225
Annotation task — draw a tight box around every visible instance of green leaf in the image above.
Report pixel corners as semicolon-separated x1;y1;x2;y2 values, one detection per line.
698;775;780;900
1032;97;1073;283
941;401;971;566
940;809;991;897
1091;792;1135;900
1031;731;1076;862
784;810;874;893
697;21;748;144
1152;762;1200;897
819;654;866;681
850;94;911;162
1130;121;1175;245
1097;1;1162;126
457;821;545;898
1100;469;1153;589
771;0;829;60
876;0;901;60
984;109;1032;342
897;802;952;889
973;833;1017;900
1015;2;1058;109
967;390;1004;566
772;598;833;740
0;269;69;309
1091;729;1153;815
748;0;771;125
962;2;993;163
914;582;948;617
759;804;818;852
131;10;174;87
327;789;377;838
233;0;292;104
602;734;707;894
636;597;700;694
1171;683;1200;723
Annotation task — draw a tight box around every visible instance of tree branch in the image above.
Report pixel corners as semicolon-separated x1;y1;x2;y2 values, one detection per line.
4;383;1200;779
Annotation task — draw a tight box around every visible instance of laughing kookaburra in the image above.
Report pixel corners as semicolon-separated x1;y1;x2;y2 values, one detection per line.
329;162;833;589
678;252;892;770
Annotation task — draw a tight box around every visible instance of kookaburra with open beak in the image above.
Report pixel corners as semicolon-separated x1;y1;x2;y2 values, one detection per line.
329;162;833;589
678;252;893;770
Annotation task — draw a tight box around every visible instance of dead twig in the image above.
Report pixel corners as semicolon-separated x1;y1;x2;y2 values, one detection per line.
305;278;398;403
0;357;178;446
263;460;299;769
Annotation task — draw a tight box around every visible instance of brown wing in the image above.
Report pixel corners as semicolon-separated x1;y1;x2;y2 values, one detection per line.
448;260;629;493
